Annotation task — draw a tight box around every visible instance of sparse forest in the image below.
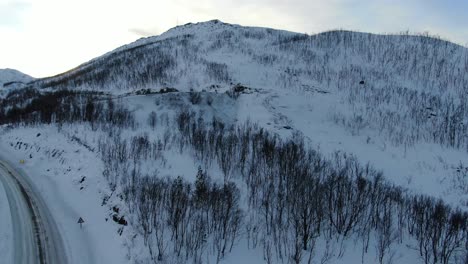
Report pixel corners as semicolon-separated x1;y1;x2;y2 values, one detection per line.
1;87;466;264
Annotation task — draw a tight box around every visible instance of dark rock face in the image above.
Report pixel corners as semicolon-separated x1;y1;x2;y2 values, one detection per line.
112;214;127;226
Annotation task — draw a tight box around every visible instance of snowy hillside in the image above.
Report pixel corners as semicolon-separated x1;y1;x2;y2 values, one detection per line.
1;20;467;264
15;20;468;207
0;68;33;88
28;20;467;95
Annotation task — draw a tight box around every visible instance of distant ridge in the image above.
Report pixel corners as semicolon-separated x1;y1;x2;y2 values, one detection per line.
0;68;34;88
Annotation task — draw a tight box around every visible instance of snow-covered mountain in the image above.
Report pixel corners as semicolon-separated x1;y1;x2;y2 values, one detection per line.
0;68;33;88
32;20;467;94
1;20;467;264
20;19;468;205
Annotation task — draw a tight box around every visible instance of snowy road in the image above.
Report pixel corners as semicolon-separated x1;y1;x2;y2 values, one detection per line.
0;160;67;264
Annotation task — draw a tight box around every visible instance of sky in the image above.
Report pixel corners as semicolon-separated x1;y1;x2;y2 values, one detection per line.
1;0;467;78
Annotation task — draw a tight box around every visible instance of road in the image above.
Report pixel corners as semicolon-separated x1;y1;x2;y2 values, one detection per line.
0;160;68;264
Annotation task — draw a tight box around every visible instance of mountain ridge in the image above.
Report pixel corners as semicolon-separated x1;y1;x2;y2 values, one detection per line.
0;68;34;88
28;19;467;91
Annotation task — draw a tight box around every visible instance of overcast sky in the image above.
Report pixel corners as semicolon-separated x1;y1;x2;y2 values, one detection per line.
1;0;467;78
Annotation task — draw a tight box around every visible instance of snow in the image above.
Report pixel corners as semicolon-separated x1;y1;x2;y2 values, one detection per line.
0;126;128;264
0;88;465;263
239;88;468;208
0;68;33;88
121;87;466;261
2;88;466;262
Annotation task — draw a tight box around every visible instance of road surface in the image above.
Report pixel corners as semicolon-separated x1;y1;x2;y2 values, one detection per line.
0;160;68;264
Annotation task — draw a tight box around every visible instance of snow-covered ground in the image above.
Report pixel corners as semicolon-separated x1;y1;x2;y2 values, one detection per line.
239;87;468;209
0;68;33;88
0;126;128;264
1;87;465;263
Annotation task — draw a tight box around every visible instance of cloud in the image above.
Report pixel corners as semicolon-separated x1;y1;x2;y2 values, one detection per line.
0;1;30;28
129;28;160;38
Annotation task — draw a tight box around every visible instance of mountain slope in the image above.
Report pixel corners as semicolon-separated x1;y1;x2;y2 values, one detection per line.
31;20;468;95
0;68;33;88
1;20;467;264
14;20;468;207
